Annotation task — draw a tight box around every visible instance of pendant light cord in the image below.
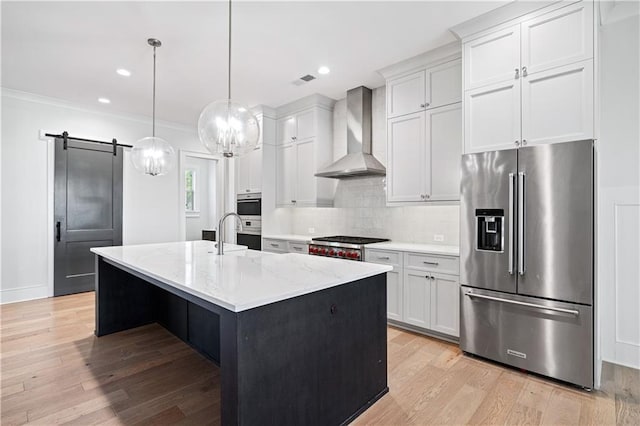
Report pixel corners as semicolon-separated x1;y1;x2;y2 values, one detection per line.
152;45;157;137
228;0;232;101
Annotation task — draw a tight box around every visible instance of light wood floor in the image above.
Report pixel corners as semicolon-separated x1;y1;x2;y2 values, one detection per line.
1;292;638;425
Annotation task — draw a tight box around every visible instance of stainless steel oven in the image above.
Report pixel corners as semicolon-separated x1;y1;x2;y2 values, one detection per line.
237;193;261;217
237;217;261;250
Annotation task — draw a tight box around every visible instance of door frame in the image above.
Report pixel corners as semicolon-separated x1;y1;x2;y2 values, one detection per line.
178;150;227;242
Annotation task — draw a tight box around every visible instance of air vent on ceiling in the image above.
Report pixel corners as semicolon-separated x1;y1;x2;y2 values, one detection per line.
292;74;317;86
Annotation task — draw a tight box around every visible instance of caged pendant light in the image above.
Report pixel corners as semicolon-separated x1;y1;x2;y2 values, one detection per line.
197;0;259;158
131;38;176;176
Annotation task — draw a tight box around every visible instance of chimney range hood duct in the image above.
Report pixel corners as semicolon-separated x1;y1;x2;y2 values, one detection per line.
315;86;386;179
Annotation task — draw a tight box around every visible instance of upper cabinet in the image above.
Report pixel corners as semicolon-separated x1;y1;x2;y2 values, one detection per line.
275;95;335;207
380;43;463;205
387;59;462;118
236;145;262;194
461;1;595;153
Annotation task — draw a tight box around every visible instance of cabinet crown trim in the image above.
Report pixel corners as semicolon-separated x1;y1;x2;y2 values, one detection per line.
450;0;570;40
275;94;336;117
378;41;461;80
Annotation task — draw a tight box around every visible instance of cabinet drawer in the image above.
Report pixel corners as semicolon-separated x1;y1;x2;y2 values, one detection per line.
288;242;309;254
365;249;402;267
263;239;287;253
405;253;459;275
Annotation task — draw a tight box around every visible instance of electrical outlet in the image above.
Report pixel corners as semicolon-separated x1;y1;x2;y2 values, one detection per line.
433;234;445;242
308;227;315;234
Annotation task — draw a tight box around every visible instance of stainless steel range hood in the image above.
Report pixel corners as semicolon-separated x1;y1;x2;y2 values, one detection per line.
315;86;386;178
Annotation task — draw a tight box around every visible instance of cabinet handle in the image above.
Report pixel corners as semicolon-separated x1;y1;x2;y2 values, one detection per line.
425;102;430;107
425;194;431;199
56;221;61;242
293;247;302;251
522;66;528;77
270;243;279;247
515;68;520;79
423;261;439;266
377;256;390;260
425;275;434;280
420;103;426;108
522;139;527;146
291;200;296;203
514;140;520;146
245;189;250;192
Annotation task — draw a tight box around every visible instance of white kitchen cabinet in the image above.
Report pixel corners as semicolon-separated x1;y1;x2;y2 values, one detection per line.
276;109;316;145
276;144;296;206
428;103;463;201
464;25;521;90
403;270;431;329
387;112;426;203
287;241;309;254
462;1;594;153
387;59;461;119
386;269;403;322
262;238;288;253
275;96;334;208
236;145;262;194
521;1;593;76
387;103;463;203
521;59;594;146
430;273;460;337
464;79;521;153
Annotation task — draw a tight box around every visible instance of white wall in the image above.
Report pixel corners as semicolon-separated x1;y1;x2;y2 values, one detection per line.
288;86;460;245
597;5;640;370
184;156;217;241
0;89;221;303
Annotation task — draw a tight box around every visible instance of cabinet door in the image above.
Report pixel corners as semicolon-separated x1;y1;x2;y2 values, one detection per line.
387;70;426;118
427;59;462;109
464;79;521;153
430;273;460;337
295;109;316;141
521;59;593;145
403;270;431;328
248;145;262;192
276;144;296;206
521;1;593;76
387;112;426;202
236;154;251;194
464;24;521;89
386;269;403;321
295;139;316;206
277;116;296;145
427;103;462;201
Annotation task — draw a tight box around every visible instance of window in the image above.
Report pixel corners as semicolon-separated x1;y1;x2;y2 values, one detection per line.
185;169;198;214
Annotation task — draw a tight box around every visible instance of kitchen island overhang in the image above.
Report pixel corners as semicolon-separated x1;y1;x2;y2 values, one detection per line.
91;241;392;425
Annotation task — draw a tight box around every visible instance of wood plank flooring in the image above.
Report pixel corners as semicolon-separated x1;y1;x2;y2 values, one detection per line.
1;292;638;425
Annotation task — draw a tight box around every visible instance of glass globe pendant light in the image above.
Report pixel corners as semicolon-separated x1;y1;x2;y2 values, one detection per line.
198;0;259;158
131;38;176;176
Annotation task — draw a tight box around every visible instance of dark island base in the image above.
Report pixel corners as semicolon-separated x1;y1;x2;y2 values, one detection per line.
95;256;388;425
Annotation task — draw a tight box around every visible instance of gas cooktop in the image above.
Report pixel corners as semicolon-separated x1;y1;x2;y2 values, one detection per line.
311;236;389;245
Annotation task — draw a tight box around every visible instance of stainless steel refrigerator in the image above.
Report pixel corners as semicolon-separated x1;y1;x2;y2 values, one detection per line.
459;139;593;389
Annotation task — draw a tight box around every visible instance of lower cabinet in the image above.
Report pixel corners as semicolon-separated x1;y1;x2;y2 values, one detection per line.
366;248;460;339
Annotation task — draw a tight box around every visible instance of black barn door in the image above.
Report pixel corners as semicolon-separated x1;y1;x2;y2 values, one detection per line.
54;137;123;296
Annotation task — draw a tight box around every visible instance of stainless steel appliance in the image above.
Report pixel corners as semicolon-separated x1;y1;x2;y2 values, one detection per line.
236;193;261;250
309;236;389;261
460;140;594;389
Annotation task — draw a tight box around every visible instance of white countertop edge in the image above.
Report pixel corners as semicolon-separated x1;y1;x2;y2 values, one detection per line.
91;248;392;313
365;242;460;257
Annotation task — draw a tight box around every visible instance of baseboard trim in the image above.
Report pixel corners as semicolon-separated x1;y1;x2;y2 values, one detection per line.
0;285;49;304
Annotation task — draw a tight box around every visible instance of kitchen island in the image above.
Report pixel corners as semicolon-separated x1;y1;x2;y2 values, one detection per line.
91;240;391;425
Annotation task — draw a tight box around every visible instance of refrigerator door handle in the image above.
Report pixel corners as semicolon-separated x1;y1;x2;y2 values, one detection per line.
518;172;526;275
508;173;515;274
464;291;579;316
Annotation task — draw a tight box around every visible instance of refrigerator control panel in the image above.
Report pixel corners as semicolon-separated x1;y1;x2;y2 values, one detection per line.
476;209;504;252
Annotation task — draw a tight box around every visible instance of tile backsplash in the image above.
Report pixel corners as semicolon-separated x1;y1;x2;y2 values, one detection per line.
290;176;459;245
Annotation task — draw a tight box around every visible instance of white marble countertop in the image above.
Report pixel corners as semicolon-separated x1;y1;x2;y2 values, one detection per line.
91;240;391;313
365;242;460;257
262;234;313;243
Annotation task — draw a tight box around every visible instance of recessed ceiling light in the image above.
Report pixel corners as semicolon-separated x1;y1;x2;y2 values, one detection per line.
317;66;330;75
98;97;111;104
116;68;131;77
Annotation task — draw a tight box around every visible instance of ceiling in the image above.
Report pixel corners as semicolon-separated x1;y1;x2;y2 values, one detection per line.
2;1;507;126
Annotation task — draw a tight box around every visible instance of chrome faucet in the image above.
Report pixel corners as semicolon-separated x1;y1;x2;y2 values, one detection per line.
217;212;243;255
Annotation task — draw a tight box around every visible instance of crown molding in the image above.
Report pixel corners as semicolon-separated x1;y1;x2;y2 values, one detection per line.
377;41;461;80
275;93;337;117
